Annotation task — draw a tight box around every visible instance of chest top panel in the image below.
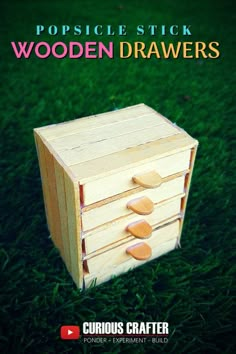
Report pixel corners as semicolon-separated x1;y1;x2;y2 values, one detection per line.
35;104;197;183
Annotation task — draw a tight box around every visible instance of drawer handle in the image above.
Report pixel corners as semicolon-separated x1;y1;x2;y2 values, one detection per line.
127;196;154;215
133;171;162;188
126;242;152;260
127;220;152;239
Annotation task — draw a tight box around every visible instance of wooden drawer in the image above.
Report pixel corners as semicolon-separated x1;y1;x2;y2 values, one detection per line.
34;103;198;289
83;195;183;255
84;237;178;288
84;220;180;276
81;149;191;205
82;175;186;231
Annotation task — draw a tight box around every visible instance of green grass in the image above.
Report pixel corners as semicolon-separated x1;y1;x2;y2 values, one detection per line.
0;0;235;353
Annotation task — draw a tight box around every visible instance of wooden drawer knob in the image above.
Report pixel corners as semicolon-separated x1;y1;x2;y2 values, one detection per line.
127;220;152;239
133;171;162;188
127;196;154;215
126;242;152;260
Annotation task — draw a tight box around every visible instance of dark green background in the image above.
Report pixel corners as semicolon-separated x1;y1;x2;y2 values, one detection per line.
0;0;235;353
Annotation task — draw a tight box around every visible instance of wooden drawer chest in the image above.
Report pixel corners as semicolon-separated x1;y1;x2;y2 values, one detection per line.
34;104;198;289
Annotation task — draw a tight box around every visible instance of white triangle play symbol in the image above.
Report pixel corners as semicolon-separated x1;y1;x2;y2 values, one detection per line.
68;329;73;335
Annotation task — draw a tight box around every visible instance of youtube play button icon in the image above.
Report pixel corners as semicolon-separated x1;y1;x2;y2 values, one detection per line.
60;325;80;340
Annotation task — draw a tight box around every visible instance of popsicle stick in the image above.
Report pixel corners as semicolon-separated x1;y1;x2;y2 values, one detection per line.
126;242;152;260
127;196;154;215
133;171;163;188
126;220;152;239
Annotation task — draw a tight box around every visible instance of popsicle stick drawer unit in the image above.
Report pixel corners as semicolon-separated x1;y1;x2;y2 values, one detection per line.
34;104;198;289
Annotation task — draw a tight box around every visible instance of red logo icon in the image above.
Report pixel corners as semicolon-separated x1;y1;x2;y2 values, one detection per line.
60;325;80;340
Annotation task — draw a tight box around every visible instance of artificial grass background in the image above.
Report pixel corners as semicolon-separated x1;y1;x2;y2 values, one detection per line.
0;0;235;353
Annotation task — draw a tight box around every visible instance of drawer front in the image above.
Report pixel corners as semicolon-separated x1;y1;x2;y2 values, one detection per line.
82;149;191;205
85;220;179;275
84;237;177;288
82;175;185;231
84;196;183;255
